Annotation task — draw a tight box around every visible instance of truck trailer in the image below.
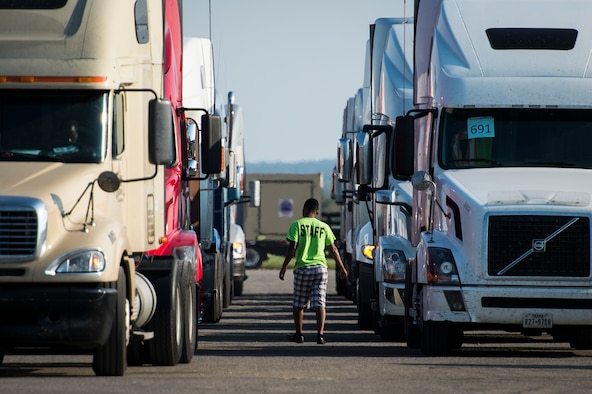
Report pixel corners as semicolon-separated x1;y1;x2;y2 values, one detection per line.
244;173;323;267
0;0;222;375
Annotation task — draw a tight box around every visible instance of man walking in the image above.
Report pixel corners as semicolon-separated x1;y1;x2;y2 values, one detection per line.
279;198;348;344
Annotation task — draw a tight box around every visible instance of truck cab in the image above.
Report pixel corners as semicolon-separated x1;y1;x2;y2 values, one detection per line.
395;0;592;355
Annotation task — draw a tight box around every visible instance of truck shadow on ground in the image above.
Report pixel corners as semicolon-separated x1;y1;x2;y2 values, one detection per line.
198;290;583;359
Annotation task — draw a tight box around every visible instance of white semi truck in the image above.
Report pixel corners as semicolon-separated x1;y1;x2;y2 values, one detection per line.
389;0;592;355
337;18;415;340
365;17;415;341
183;38;250;321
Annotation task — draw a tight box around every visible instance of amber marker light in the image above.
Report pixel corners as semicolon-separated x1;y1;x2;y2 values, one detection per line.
0;76;107;83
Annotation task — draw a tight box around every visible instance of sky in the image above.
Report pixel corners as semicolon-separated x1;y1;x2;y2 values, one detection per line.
182;0;410;164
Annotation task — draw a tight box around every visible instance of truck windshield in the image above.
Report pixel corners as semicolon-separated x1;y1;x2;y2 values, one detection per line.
439;108;592;170
0;90;108;163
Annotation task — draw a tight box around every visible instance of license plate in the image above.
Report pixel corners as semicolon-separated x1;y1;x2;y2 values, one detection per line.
522;313;553;328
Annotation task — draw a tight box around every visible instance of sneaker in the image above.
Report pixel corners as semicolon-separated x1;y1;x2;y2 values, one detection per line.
316;334;325;345
287;333;304;343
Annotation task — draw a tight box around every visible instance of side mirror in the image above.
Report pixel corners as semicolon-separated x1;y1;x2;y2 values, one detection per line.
334;174;345;204
249;180;261;207
201;114;223;174
356;131;372;186
148;99;175;165
363;124;392;190
391;115;415;179
411;171;433;191
186;121;198;177
222;150;237;189
337;138;353;182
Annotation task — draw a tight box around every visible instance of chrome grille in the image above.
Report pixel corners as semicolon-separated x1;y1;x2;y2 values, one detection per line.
0;209;38;256
488;215;590;277
0;197;46;260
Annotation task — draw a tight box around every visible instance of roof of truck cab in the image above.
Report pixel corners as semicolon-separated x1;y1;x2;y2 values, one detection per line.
425;0;592;107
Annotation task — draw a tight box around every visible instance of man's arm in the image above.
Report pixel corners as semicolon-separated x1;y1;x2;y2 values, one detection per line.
328;242;348;279
279;240;297;280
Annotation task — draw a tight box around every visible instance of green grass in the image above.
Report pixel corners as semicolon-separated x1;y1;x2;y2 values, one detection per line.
261;254;336;270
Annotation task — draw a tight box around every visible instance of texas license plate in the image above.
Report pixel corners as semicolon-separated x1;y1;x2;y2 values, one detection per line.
522;313;553;328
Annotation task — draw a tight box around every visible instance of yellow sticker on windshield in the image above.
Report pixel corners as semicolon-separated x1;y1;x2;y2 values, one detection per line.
467;116;495;139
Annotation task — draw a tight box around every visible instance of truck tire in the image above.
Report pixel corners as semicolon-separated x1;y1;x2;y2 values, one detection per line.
234;279;244;297
357;264;374;330
569;327;592;350
180;261;198;364
357;286;373;329
93;267;128;376
245;246;263;269
421;320;451;356
149;262;183;366
223;255;233;308
336;269;344;295
380;316;404;342
404;264;421;349
203;252;223;323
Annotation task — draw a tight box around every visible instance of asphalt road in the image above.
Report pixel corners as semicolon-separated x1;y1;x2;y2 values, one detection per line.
2;269;592;393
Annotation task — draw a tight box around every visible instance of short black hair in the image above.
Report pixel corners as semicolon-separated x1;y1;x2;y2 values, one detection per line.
303;198;319;216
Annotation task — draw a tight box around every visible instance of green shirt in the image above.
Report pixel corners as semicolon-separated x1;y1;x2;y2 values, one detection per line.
286;217;336;270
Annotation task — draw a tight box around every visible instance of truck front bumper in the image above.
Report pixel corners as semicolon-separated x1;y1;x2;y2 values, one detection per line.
0;284;116;349
233;258;246;281
378;282;405;317
424;285;592;326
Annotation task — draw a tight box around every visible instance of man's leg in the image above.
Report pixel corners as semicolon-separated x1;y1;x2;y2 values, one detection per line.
293;307;304;334
315;307;326;335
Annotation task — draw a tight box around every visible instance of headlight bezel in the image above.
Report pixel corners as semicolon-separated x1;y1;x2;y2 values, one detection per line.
45;248;106;275
426;247;460;285
381;248;408;283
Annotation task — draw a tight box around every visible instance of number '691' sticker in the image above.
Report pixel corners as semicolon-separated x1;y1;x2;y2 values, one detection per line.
467;116;495;139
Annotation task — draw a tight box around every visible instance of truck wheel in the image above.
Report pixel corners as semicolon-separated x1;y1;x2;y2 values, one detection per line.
180;261;198;364
234;279;244;297
203;252;223;323
421;320;451;356
93;267;128;376
569;327;592;350
380;316;405;342
357;307;372;329
448;326;464;349
223;256;233;308
336;269;344;295
404;265;421;349
245;246;263;269
149;263;183;366
357;287;373;330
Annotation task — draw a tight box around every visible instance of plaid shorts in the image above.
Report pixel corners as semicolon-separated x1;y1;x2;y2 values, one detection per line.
293;265;329;309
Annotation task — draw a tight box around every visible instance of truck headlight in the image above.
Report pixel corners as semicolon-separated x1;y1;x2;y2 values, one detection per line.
232;241;245;260
427;247;460;285
382;249;407;283
46;249;106;275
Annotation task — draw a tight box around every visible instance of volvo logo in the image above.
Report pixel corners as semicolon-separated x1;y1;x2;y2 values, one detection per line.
532;239;546;252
